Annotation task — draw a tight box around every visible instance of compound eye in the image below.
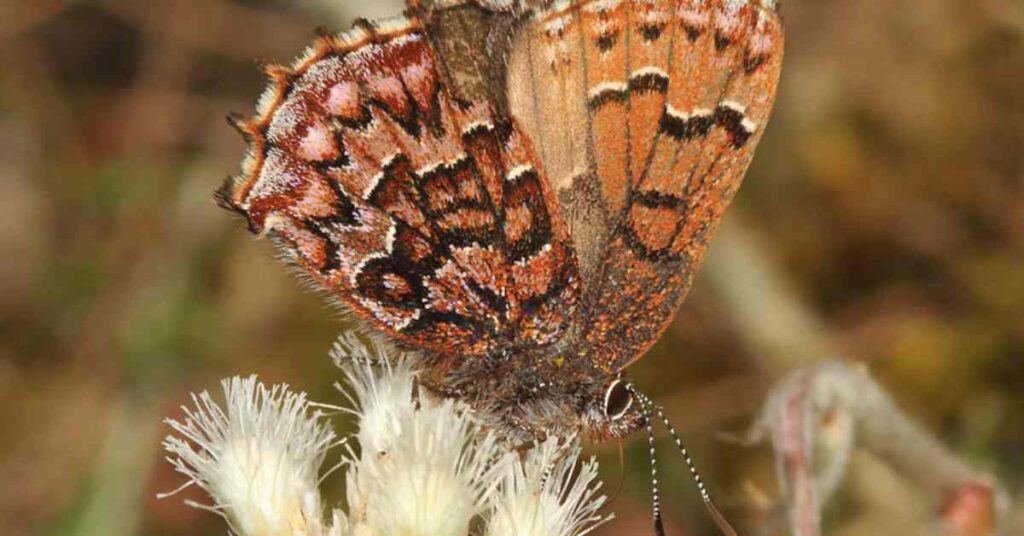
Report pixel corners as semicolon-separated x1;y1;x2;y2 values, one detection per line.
603;379;633;420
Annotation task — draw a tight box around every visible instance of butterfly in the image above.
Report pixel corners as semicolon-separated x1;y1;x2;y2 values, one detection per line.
218;0;782;532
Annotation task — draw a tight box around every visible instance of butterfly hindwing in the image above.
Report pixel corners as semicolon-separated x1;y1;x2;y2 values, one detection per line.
218;15;580;360
507;0;784;372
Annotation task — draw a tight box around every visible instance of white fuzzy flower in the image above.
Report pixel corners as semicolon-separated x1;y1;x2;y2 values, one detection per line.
487;438;611;536
333;336;511;536
163;336;612;536
161;375;341;536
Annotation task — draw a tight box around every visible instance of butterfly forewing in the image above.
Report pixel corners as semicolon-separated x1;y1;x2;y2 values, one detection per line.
219;15;580;360
507;0;784;372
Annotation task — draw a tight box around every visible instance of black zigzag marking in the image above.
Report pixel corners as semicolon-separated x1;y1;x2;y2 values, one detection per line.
613;190;688;262
659;109;715;141
631;190;685;210
587;85;629;110
367;153;428;227
402;309;489;339
308;128;352;172
629;70;670;94
359;142;519;326
520;251;576;316
714;106;755;149
329;33;445;138
461;121;496;141
658;104;755;148
356;225;508;320
302;178;360;274
322;178;360;226
618;223;684;264
303;220;343;273
355;254;427;311
417;157;503;248
588;69;668;111
334;103;374;131
503;167;553;263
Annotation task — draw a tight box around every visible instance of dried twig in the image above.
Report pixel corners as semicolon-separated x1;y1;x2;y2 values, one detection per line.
750;360;1008;536
707;219;1010;534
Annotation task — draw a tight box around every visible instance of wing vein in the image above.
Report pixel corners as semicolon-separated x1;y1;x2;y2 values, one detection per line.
525;21;547;168
577;2;598;175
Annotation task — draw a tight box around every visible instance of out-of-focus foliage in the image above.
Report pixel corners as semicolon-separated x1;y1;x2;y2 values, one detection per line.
0;1;1020;535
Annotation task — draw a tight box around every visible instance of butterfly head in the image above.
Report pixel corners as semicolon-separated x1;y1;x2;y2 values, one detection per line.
582;377;646;441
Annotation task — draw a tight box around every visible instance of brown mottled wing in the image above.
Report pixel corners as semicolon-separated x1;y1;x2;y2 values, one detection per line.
506;0;784;372
217;15;579;359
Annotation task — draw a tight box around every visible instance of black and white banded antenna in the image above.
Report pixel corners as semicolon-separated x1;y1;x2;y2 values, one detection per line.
641;407;667;536
628;384;739;536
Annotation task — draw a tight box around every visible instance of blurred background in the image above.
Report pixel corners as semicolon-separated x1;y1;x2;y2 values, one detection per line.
1;1;1021;535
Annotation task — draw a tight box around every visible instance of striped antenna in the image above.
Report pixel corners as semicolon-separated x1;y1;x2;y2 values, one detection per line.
627;384;739;536
642;409;666;536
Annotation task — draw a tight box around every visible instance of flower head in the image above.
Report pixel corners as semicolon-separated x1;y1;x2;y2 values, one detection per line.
487;438;611;536
162;337;612;536
333;336;509;536
161;376;339;536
